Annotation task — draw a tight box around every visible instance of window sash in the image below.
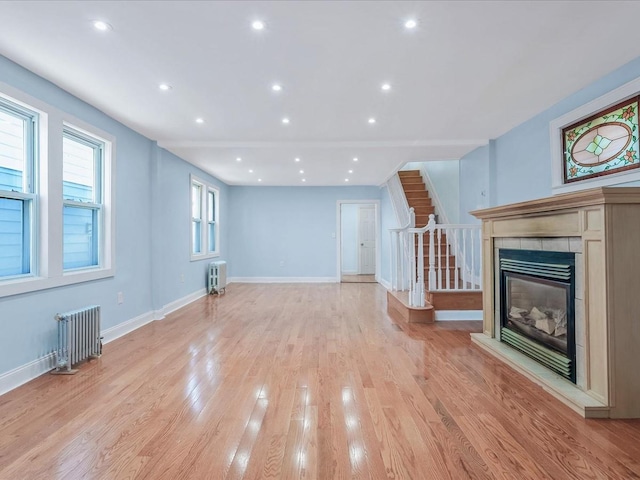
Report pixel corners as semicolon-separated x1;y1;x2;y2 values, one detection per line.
0;98;36;280
62;128;103;203
62;201;101;270
0;195;33;278
0;100;36;195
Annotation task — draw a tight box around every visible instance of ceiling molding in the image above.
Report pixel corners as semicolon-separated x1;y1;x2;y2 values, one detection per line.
156;139;489;149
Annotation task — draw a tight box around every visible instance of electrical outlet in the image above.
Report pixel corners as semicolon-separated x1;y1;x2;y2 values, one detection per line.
279;260;285;267
180;274;185;283
117;292;124;304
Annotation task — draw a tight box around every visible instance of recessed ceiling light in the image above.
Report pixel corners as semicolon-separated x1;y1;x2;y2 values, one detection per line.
236;157;242;162
299;170;304;174
282;117;290;124
158;83;172;91
353;157;358;162
258;178;262;182
252;20;265;31
345;178;350;182
272;84;282;92
249;169;254;173
381;83;391;91
93;20;112;31
348;169;353;174
195;118;204;124
404;19;418;29
302;178;306;182
295;157;300;162
368;117;376;124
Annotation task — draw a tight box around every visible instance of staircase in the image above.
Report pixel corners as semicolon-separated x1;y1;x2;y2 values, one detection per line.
387;170;482;324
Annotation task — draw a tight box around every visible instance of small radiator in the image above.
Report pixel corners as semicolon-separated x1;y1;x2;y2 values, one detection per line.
52;305;102;374
208;261;227;294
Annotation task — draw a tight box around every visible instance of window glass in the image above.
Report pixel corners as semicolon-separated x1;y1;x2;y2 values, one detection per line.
63;134;96;202
0;107;27;192
63;206;98;269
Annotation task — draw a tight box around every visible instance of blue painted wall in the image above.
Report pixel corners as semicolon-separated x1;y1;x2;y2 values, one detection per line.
152;148;229;308
459;145;490;223
485;56;640;206
227;186;380;278
0;55;230;379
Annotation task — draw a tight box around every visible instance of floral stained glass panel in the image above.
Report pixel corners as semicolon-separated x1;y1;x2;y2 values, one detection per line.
563;96;640;183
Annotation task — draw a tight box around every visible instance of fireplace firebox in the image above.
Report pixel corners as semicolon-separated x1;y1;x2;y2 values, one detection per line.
499;249;576;383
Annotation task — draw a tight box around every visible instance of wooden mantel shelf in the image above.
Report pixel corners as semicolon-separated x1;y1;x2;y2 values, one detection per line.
472;186;640;418
471;187;640;219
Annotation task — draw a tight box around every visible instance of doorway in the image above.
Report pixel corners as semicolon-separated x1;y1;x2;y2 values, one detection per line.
338;201;379;283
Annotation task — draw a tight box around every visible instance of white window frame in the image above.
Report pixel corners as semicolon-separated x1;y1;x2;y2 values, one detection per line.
62;125;105;271
0;97;38;281
0;81;116;299
207;186;219;256
190;174;219;261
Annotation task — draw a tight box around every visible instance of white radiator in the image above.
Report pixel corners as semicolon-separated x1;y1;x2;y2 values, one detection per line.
208;261;227;294
53;305;102;374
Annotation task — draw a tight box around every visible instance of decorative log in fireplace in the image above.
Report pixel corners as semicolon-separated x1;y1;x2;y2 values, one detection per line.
499;249;575;382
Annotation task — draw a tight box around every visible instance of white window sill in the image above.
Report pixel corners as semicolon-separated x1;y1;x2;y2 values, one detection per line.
0;267;115;299
190;252;220;262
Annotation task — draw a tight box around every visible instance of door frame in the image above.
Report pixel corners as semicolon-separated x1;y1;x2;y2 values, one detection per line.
336;199;381;283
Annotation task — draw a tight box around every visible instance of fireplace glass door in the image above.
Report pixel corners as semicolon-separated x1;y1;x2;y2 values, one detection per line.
505;274;569;355
499;249;576;383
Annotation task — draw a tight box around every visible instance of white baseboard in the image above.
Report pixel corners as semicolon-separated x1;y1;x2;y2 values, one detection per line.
378;277;391;290
0;353;56;397
102;311;155;344
0;288;210;398
228;277;337;284
341;270;358;275
155;288;208;320
435;310;483;321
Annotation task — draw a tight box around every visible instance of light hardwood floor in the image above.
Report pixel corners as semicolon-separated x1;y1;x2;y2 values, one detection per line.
1;283;639;479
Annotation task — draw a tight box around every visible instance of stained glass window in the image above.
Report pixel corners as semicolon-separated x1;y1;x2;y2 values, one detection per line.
563;96;639;183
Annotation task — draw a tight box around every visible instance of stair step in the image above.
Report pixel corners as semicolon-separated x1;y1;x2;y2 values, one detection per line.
411;205;434;214
400;177;424;184
387;290;434;324
408;198;433;206
405;191;430;199
426;290;483;310
402;184;426;191
398;170;421;177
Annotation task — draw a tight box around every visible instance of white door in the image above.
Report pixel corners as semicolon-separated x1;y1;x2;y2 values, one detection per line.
358;205;376;274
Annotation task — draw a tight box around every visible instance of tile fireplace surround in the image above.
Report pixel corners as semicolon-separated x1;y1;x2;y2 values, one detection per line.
471;187;640;418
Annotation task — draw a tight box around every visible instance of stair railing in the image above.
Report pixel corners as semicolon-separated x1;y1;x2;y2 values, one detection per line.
405;214;482;307
389;208;415;292
389;215;482;307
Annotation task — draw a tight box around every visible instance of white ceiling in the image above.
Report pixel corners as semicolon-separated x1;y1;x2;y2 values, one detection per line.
0;1;639;186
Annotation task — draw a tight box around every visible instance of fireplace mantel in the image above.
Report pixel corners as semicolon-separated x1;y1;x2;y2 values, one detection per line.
471;187;640;418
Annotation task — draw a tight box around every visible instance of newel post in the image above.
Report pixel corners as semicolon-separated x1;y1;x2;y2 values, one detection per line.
427;214;437;291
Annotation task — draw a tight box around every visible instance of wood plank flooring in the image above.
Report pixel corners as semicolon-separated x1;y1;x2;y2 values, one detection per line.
1;283;639;479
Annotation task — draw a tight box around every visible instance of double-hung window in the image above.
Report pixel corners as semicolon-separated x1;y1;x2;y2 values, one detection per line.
62;127;103;270
191;181;203;255
0;98;37;279
207;188;219;254
190;175;219;260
